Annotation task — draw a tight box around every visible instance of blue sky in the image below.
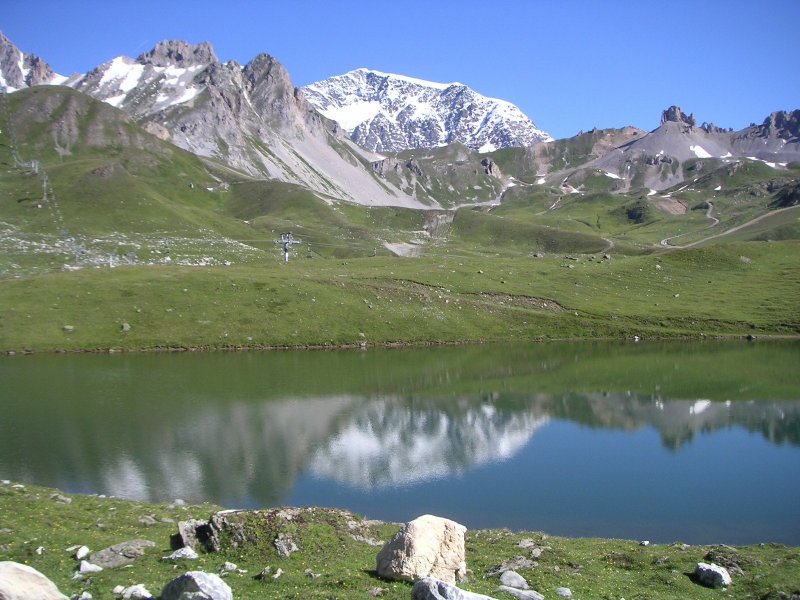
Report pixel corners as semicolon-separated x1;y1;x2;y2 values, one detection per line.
3;0;798;139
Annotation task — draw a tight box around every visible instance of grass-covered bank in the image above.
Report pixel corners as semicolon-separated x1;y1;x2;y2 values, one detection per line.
1;481;798;599
1;242;798;353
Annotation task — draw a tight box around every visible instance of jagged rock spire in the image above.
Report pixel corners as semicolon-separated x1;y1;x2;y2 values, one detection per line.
661;105;697;128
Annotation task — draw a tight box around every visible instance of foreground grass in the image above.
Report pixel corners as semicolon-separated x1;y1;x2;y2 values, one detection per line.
1;481;798;599
0;241;798;353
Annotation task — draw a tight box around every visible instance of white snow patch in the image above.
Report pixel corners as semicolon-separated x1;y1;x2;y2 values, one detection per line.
714;185;722;191
647;188;657;196
747;157;786;169
105;94;126;108
603;170;622;179
358;68;453;90
536;177;546;185
99;57;144;93
690;145;712;159
318;100;382;131
478;142;497;153
720;152;732;159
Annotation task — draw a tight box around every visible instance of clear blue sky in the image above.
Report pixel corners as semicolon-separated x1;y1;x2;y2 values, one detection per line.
3;0;798;139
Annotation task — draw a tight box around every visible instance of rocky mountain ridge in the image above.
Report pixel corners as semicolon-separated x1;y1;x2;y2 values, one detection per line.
2;33;800;203
302;68;553;153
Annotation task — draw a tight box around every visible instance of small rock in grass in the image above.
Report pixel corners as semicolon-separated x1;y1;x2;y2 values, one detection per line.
161;547;198;562
556;587;573;597
75;546;90;560
79;560;103;573
120;583;153;599
500;570;528;589
161;571;232;600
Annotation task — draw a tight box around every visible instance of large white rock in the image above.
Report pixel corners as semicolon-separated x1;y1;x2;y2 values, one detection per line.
377;515;467;584
0;561;68;600
695;562;732;588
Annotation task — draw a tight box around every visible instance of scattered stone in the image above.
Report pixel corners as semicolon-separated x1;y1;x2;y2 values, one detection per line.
498;586;544;600
529;548;544;559
169;499;186;508
739;255;752;264
377;514;467;584
272;568;284;580
0;561;68;600
119;584;153;599
486;556;536;576
517;539;536;549
35;546;45;555
89;540;156;569
640;540;650;546
63;325;75;333
51;493;72;504
412;577;497;600
369;587;388;597
274;533;299;558
162;547;199;562
78;560;103;573
500;570;528;589
121;323;131;332
304;568;321;579
695;562;732;588
75;546;91;560
218;561;246;575
73;592;92;600
138;515;158;527
161;571;232;600
556;587;573;597
256;566;272;580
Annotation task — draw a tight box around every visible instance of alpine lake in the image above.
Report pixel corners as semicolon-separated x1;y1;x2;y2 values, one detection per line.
1;339;799;546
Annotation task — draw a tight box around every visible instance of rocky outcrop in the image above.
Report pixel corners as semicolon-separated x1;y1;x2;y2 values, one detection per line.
661;105;697;128
137;40;218;68
0;561;67;600
0;32;61;90
376;515;467;584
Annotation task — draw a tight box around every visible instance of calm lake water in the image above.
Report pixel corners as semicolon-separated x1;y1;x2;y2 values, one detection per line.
2;340;799;545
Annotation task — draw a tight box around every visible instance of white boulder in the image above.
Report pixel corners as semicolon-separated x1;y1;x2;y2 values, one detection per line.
0;561;68;600
377;515;467;584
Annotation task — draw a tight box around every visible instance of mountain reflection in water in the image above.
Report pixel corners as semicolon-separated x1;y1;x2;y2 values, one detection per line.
1;340;799;544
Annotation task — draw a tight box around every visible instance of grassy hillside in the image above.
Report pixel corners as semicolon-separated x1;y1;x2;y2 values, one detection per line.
1;241;797;353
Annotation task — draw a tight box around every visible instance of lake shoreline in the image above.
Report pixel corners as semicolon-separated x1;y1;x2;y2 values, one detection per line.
1;480;798;600
4;332;799;356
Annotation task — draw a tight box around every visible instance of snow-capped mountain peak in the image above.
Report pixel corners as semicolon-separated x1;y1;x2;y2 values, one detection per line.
303;68;552;153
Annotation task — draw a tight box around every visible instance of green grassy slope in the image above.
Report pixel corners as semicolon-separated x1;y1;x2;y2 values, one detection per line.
1;241;797;352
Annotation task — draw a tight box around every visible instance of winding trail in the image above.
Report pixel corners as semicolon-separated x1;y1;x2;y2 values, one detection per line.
660;201;718;247
661;203;800;249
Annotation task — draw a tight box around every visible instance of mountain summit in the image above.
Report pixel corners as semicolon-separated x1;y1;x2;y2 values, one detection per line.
302;68;553;153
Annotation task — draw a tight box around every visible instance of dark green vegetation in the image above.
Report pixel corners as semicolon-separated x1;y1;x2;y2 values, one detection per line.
2;481;798;600
1;86;799;352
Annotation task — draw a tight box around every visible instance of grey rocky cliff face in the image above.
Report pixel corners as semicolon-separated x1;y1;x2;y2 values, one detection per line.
0;32;59;89
136;40;218;68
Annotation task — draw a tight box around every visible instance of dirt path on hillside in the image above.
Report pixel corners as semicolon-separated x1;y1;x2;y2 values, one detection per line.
660;201;718;247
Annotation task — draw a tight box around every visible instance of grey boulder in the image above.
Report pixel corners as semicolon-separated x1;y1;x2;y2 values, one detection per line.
412;577;497;600
0;561;68;600
161;571;232;600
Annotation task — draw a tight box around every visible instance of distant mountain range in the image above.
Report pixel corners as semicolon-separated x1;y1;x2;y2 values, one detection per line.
1;32;799;209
